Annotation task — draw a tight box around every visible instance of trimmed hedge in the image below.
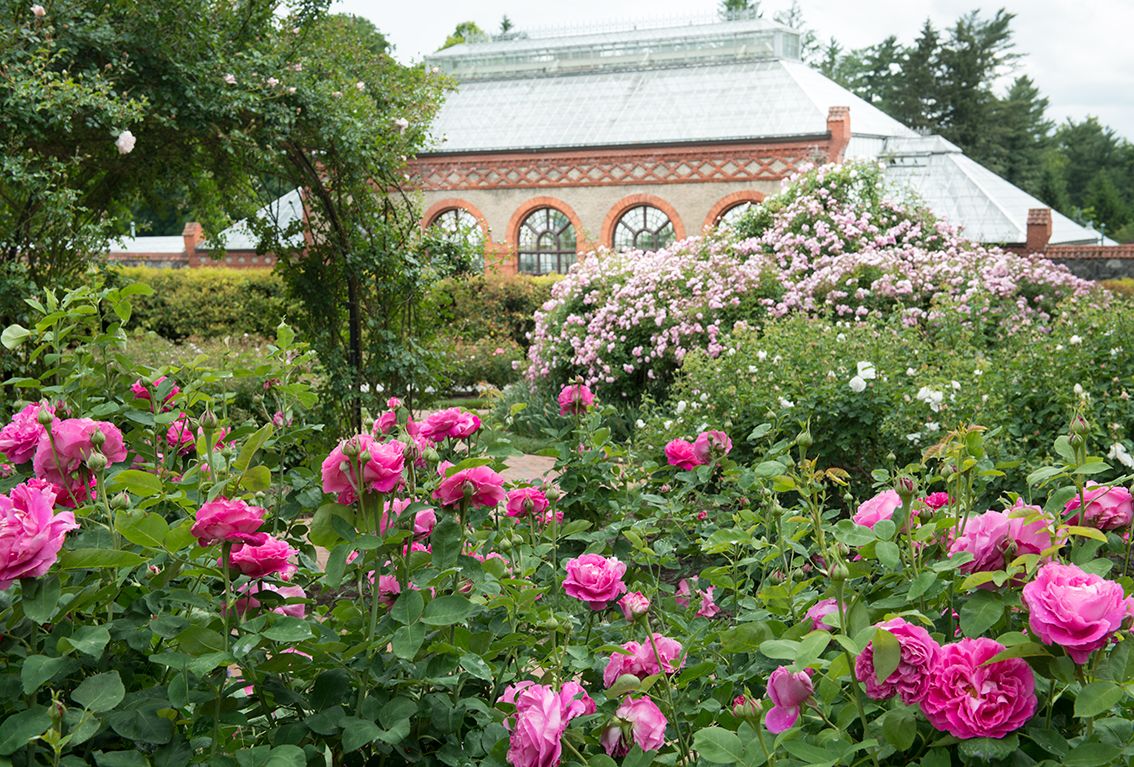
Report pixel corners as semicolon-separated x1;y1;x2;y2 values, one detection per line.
114;266;287;340
424;273;558;348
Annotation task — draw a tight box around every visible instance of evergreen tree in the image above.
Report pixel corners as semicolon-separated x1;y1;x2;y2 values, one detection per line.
985;76;1051;195
440;21;485;50
499;15;513;34
772;1;819;63
720;0;760;20
888;21;941;132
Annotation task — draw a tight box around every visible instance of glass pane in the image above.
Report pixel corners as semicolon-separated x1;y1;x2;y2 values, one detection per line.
517;206;578;275
613;205;676;252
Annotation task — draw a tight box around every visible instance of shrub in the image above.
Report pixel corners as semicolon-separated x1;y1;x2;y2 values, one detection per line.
435;336;524;393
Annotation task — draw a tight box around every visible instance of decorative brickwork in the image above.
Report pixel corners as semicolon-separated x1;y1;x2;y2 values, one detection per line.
599;193;686;248
703;190;766;229
422;198;491;236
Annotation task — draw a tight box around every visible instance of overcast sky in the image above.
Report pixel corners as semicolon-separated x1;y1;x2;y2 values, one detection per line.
335;0;1133;140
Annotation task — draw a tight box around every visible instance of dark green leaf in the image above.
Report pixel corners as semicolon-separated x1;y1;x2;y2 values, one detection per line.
0;708;51;755
72;671;126;713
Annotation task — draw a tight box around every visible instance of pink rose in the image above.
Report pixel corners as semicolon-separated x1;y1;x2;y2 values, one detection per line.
0;481;78;589
675;578;691;608
603;641;644;687
637;634;684;676
601;696;667;757
557;384;594;416
1022;561;1134;663
765;667;813;734
420;408;480;443
852;489;903;528
432;465;505;509
132;376;180;410
619;591;650;621
232;581;306;618
379;497;436;539
1065;483;1134;530
696;585;720;618
920;638;1036;739
949;506;1056;578
373;410;397;436
320;435;405;503
32;418;126;503
225;535;297;579
191;497;268;547
166;414;196;454
375;574;401;608
506;487;550;519
502;682;593;767
922;491;950;510
692;430;732;463
854;617;940;704
806;598;839;631
0;403;52;464
386;397;402;409
664;439;701;471
562;553;627;610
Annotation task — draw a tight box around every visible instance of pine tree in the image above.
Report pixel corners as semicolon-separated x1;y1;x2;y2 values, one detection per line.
889;20;941;132
985;76;1051;195
773;0;820;63
720;0;760;20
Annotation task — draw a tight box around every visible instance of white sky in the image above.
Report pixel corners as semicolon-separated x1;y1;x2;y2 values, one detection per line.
336;0;1134;141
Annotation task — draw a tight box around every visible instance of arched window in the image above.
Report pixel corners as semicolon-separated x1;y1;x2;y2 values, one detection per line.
518;207;577;275
718;201;757;228
613;205;675;252
429;208;485;249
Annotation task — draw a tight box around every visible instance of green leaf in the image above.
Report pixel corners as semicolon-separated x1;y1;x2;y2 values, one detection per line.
340;718;381;753
0;707;52;755
21;575;60;624
907;571;937;600
692;727;744;764
881;708;916;751
116;512;169;549
310;503;354;547
60;626;111;658
235;423;274;474
422;594;478;626
757;639;799;660
391;624;426;660
984;642;1051;664
261;617;313;643
1;324;31;349
72;671;126;713
59;549;146;570
94;751;148;767
960;590;1003;637
781;741;838;766
875;540;901;569
720;622;773;653
1064;740;1122;767
1074;682;1125;718
872;627;901;685
431;516;462;570
106;470;163;498
264;745;306;767
240;465;272;492
958;734;1018;762
391;589;424;625
21;655;71;694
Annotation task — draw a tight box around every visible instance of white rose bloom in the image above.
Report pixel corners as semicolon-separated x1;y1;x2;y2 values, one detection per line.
115;130;136;155
1108;442;1134;469
848;375;867;393
1070;335;1082;345
779;397;794;409
857;361;876;380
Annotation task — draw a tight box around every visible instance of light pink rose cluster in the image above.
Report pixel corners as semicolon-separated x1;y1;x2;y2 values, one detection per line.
1022;561;1134;664
0;481;79;589
131;376;180;411
562;553;627;610
948;503;1055;576
33;418;127;505
765;667;813;734
557;384;594;416
854;617;940;704
0;402;53;464
601;696;667;757
499;681;594;767
1064;483;1134;530
852;489;905;529
920;638;1036;739
419;408;480;443
321;435;405;504
664;430;732;470
602;635;685;687
433;465;506;509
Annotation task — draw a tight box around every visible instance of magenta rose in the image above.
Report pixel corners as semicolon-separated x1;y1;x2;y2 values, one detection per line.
852;489;904;529
433;465;506;509
664;439;701;471
619;591;650;621
225;535;297;579
379;497;436;539
806;598;839;631
506;487;550;519
1022;561;1134;663
0;480;78;589
562;553;627;610
601;696;667;757
922;491;951;510
373;410;397;436
854;617;941;704
920;638;1036;739
557;384;594;416
375;574;401;608
503;681;593;767
32;418;127;501
692;430;732;463
419;408;481;443
321;435;405;504
637;633;684;676
232;582;306;618
191;497;268;547
132;376;180;410
603;641;644;687
765;667;813;734
166;414;196;454
696;585;720;618
0;402;53;464
1065;483;1134;530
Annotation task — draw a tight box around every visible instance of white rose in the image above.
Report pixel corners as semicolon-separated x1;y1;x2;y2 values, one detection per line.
115;130;136;155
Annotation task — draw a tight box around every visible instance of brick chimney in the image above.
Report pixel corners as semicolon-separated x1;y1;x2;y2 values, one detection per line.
182;222;203;267
1025;208;1052;254
827;106;851;162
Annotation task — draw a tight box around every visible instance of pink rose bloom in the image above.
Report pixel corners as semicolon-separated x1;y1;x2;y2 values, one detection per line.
375;574;401;608
225;535;297;578
132;376;180;410
386;397;402;409
852;489;903;529
692;430;732;463
557;384;594;416
854;617;941;704
806;598;839;631
949;507;1055;576
0;481;78;589
675;578;691;608
601;696;667;757
379;497;436;539
506;487;550;519
619;591;650;621
433;465;506;509
696;585;720;618
664;439;701;471
556;681;595;722
504;681;592;767
420;408;481;442
922;491;950;510
166;414;196;454
191;497;268;547
562;553;627;610
320;435;405;503
32;418;126;504
637;634;684;676
373;410;397;436
232;581;306;618
603;641;645;688
1065;483;1134;530
765;667;813;734
1022;561;1134;663
0;403;52;464
920;638;1037;739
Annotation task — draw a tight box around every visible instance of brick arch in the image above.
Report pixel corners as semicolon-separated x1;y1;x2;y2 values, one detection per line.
600;193;686;249
703;190;766;230
422;198;490;236
507;195;587;250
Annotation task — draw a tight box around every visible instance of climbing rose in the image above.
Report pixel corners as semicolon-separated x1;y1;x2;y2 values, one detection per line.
502;682;593;767
0;481;78;589
433;465;506;508
619;591;650;621
321;435;405;503
806;598;839;631
1021;561;1134;663
506;487;550;519
664;439;701;471
379;497;436;539
0;403;53;463
920;638;1036;739
601;696;667;757
852;489;903;529
225;535;297;579
692;430;731;463
557;384;594;416
373;410;397;435
191;498;268;547
674;578;691;608
419;408;480;442
765;667;813;734
1064;483;1134;530
922;491;951;510
562;553;627;610
854;617;941;704
602;636;684;687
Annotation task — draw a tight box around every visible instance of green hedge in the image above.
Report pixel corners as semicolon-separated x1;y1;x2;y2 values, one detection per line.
424;273;558;347
114;266;287;340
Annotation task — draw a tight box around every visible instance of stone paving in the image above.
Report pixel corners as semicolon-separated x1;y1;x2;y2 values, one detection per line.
501;453;556;483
